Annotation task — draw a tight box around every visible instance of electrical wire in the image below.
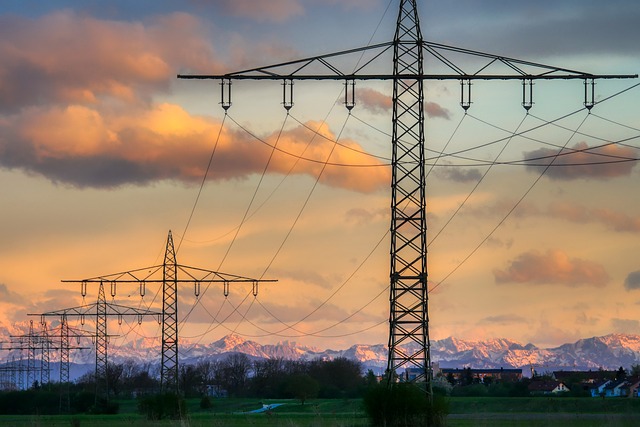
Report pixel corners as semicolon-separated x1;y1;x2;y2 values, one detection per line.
429;111;592;294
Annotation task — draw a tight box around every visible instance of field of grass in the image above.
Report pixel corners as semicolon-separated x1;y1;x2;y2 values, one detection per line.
2;396;640;426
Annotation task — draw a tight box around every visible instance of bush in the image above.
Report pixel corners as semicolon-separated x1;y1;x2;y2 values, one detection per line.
363;383;448;427
90;397;119;415
138;392;187;420
200;395;212;410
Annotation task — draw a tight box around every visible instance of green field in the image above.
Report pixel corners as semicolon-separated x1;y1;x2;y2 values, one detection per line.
2;397;640;426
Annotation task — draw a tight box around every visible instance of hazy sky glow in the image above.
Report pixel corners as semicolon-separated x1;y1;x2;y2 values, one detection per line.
1;1;639;355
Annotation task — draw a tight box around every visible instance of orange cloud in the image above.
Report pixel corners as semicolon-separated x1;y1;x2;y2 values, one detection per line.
523;141;638;180
493;249;610;286
0;11;387;192
2;103;388;191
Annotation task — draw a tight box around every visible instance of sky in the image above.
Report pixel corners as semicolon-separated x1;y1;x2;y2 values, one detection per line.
0;0;639;356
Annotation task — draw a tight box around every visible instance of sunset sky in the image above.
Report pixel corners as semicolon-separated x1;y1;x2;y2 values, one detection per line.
1;0;639;356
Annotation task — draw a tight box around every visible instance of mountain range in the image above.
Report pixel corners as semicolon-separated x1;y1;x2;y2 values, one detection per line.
3;326;640;379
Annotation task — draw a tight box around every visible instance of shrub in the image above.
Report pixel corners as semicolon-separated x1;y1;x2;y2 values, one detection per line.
138;392;187;420
363;383;448;427
200;395;212;410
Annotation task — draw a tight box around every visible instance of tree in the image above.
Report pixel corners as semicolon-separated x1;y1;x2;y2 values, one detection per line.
285;374;319;405
616;366;627;380
218;353;252;397
179;364;205;397
106;363;124;396
251;358;288;397
308;357;363;398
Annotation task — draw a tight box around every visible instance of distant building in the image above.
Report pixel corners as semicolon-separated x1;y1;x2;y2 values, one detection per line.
590;380;612;397
528;380;570;395
553;370;616;384
592;377;640;398
439;367;522;383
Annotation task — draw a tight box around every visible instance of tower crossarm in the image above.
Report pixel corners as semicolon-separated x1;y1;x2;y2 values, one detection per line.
178;40;636;82
29;303;161;318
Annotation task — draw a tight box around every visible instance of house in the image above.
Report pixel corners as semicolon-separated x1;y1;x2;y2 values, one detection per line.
553;370;616;384
595;378;640;398
440;367;522;384
605;379;630;397
206;384;228;398
528;380;570;395
590;380;612;398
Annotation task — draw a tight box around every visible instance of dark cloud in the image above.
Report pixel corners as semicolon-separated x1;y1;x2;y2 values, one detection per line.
426;0;640;61
434;167;482;183
493;249;610;286
624;271;640;291
523;142;638;180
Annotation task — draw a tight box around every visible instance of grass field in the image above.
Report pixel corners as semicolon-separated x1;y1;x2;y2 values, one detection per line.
2;397;640;426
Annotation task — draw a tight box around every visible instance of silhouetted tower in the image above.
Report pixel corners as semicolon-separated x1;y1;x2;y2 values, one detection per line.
95;281;108;398
161;231;179;391
58;231;276;395
33;291;160;403
178;0;635;399
40;321;51;386
388;0;429;388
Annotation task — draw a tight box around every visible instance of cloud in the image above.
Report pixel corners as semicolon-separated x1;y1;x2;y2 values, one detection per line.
624;271;640;291
0;103;388;191
0;11;388;192
0;283;25;305
611;318;640;334
434;166;482;183
547;201;640;233
216;0;304;23
0;11;222;113
493;249;610;286
479;314;526;325
357;88;392;113
523;142;638;180
268;268;342;290
432;1;640;60
356;88;450;119
344;207;387;225
425;101;451;119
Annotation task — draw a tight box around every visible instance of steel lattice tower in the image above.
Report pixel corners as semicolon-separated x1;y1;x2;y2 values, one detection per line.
161;231;179;391
388;0;430;389
95;282;108;399
177;0;635;398
58;230;275;395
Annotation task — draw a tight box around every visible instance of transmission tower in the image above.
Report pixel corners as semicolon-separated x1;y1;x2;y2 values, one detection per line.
178;0;635;398
33;283;160;402
62;230;277;394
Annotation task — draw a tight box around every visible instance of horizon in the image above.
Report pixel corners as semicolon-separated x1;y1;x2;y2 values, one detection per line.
0;0;639;357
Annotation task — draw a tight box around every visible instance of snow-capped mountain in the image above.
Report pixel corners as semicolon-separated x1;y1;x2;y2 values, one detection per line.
3;320;640;380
